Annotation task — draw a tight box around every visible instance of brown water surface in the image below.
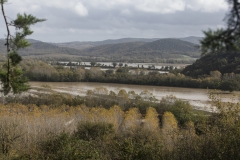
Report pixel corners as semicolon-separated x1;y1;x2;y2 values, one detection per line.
30;82;240;112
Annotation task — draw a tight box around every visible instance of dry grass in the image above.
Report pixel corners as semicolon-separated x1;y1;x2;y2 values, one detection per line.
0;103;162;157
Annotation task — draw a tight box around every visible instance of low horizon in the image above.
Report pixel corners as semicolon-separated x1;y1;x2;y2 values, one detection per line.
1;35;203;43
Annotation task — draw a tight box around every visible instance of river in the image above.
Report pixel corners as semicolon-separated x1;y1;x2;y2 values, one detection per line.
29;82;240;112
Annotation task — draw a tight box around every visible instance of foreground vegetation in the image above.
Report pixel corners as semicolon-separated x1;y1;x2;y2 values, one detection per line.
0;91;238;159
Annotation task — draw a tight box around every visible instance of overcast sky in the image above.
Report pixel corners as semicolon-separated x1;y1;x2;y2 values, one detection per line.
0;0;229;42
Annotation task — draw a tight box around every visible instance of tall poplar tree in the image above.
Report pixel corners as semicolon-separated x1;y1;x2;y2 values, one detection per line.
0;0;45;95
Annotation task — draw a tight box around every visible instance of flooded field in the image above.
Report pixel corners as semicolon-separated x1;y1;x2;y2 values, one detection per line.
59;61;188;69
30;82;240;112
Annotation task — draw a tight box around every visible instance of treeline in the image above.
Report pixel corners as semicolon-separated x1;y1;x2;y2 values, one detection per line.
21;60;240;91
0;91;239;159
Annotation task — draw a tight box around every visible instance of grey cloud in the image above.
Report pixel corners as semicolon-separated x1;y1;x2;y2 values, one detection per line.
0;0;229;42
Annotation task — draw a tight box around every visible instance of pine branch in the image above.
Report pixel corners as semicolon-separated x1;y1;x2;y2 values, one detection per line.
200;0;240;56
0;1;46;95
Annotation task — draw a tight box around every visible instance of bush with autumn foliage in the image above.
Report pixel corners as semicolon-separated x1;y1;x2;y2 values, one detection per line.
0;93;239;159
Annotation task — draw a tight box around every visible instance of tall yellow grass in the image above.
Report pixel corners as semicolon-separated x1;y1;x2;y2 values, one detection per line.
0;103;163;155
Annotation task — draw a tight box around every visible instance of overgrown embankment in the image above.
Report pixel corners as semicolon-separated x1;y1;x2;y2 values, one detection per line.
0;92;238;159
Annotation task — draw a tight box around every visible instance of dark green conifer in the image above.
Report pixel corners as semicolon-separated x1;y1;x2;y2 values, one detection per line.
201;0;240;56
0;0;46;95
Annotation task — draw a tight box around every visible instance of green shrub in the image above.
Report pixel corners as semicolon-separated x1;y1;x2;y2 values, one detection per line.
109;129;164;160
38;133;101;160
74;122;114;141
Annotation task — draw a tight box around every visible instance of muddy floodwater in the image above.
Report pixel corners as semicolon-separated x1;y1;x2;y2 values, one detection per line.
30;82;240;112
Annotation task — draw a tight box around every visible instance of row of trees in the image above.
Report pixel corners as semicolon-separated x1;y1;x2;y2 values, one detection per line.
59;61;176;71
20;60;240;91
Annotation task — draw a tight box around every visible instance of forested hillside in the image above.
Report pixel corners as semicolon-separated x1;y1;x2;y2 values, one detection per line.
135;39;199;57
0;39;81;57
179;36;202;45
80;38;200;63
80;42;146;57
55;38;160;50
19;42;81;56
182;51;240;77
0;38;200;63
55;37;202;50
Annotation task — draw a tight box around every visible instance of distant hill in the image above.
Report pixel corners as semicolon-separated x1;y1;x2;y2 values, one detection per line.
19;41;81;56
93;38;159;45
0;37;201;63
80;41;146;57
79;38;200;63
27;39;42;43
54;41;95;50
54;37;201;50
179;36;202;45
135;39;199;57
0;39;81;58
54;38;159;50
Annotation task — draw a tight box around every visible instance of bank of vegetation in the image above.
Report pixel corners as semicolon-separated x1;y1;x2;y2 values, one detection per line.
19;59;240;92
0;90;239;159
